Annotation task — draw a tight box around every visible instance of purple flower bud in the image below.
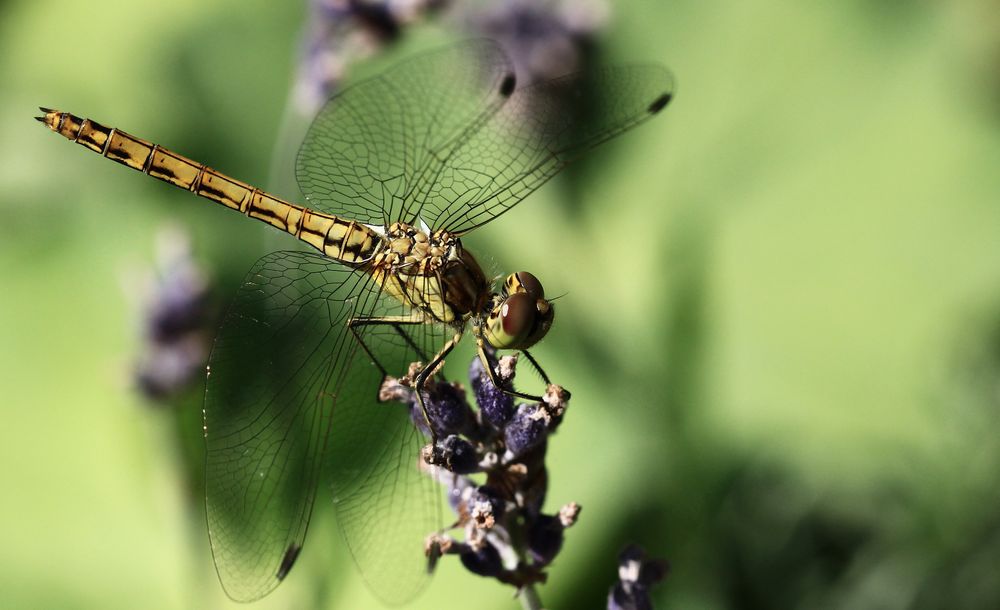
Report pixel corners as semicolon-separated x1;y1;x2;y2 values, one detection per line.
422;380;472;436
433;435;480;475
504;403;549;457
444;436;480;475
527;513;564;565
470;355;515;428
460;541;504;578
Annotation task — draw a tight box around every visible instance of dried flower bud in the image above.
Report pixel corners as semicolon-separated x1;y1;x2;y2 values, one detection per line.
468;486;507;529
559;502;581;526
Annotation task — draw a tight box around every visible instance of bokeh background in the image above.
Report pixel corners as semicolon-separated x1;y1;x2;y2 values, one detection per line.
4;0;1000;608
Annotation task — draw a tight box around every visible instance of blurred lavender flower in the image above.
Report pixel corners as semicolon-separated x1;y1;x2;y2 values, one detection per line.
294;0;611;118
455;0;610;84
380;347;574;604
295;0;448;115
607;544;669;610
132;226;214;401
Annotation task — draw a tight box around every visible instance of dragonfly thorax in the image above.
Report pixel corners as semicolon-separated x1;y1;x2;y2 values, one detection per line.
370;222;491;324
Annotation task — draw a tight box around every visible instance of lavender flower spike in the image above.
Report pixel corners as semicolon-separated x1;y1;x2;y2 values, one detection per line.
382;351;575;608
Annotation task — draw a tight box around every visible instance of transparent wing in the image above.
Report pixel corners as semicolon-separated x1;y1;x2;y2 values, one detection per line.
296;39;672;236
295;39;515;227
428;65;675;234
204;251;444;603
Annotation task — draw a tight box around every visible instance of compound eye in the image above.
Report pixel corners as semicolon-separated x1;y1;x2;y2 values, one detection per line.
524;298;554;347
504;271;545;300
500;292;534;345
484;292;535;349
515;271;544;300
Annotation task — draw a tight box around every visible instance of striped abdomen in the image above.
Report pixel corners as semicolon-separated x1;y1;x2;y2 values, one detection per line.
37;108;381;264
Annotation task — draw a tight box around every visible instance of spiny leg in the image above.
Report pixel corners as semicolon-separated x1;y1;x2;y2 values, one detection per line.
475;338;548;403
520;349;552;386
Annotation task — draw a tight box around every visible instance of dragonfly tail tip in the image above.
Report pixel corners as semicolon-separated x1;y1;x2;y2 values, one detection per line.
35;107;56;125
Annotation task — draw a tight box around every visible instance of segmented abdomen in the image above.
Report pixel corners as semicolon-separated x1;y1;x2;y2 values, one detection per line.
37;109;381;264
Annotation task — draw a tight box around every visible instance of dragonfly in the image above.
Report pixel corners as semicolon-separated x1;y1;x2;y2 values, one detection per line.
38;40;673;603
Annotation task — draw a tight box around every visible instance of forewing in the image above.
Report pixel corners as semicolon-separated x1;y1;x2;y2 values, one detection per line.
427;65;675;234
295;39;515;227
204;251;442;603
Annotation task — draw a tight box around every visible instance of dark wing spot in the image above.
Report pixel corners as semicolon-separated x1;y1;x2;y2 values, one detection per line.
499;73;516;97
647;93;672;114
426;540;443;574
276;543;302;581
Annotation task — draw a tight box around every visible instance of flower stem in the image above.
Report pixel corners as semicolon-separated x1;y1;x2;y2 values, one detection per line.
519;584;544;610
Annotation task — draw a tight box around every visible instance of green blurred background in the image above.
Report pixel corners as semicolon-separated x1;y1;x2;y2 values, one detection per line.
4;0;1000;608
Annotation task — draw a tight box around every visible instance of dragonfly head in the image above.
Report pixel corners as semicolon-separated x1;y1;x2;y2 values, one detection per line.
482;271;553;350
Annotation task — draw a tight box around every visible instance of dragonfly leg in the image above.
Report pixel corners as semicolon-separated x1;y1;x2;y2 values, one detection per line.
413;330;464;443
476;338;546;403
519;349;552;385
347;312;427;378
348;313;462;442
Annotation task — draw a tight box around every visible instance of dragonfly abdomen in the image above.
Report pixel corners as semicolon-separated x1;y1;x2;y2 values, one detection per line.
37;108;380;264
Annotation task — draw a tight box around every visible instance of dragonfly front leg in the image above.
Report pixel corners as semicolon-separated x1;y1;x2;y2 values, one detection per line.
412;331;464;444
475;338;549;403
